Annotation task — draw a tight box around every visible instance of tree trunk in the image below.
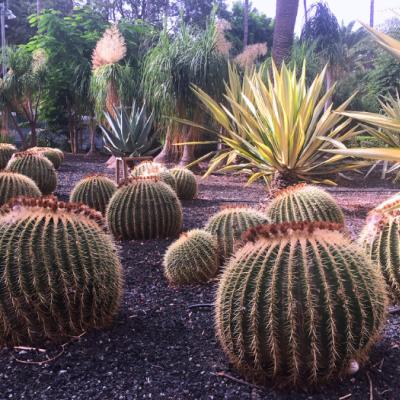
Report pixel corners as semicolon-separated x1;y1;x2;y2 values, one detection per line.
37;0;42;14
1;108;9;137
272;0;300;66
325;65;333;111
303;0;308;22
370;0;374;27
178;127;196;168
29;123;37;147
154;126;174;164
243;0;249;48
87;117;98;155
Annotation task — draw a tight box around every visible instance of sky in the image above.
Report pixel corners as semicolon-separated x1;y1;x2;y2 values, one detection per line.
227;0;400;32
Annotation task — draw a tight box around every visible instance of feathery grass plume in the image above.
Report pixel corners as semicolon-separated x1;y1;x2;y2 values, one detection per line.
234;43;268;69
92;25;127;69
216;19;232;56
216;221;387;387
0;196;123;346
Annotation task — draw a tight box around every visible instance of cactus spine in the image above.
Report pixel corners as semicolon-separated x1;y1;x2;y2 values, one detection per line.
0;197;123;345
359;195;400;302
216;222;387;387
266;183;344;224
107;176;183;240
170;167;197;200
6;152;57;195
164;229;218;285
205;206;268;261
0;172;41;206
0;144;17;170
132;161;176;191
70;174;117;214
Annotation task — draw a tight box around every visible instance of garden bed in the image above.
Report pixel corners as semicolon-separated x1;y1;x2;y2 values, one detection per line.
0;154;399;400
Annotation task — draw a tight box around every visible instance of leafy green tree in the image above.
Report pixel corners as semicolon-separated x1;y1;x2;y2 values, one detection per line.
225;1;274;55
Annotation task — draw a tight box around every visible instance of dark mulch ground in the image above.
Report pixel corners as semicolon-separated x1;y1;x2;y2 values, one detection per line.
0;154;399;400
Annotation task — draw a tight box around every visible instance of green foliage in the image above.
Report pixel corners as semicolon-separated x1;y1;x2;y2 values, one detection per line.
266;184;345;224
0;197;123;345
131;162;177;191
0;144;17;170
6;152;57;195
225;1;274;55
205;206;268;262
216;222;387;386
0;172;41;206
163;229;219;285
170;167;197;199
70;174;117;214
100;102;157;157
106;176;183;240
359;195;400;303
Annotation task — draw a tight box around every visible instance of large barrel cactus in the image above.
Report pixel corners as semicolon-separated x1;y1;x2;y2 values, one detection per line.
216;221;387;387
266;183;344;224
6;152;57;195
164;229;218;285
0;197;123;345
107;176;183;240
0;143;17;170
170;167;197;200
205;206;268;261
132;161;176;191
0;172;41;206
70;174;117;214
30;147;63;169
359;195;400;302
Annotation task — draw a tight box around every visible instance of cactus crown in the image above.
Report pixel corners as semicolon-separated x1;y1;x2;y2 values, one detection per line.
11;151;42;159
118;175;160;187
372;193;400;214
0;143;16;150
1;196;106;229
273;183;307;198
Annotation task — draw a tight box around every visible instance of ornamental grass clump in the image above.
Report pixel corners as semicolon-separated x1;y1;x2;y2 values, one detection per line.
70;174;117;214
359;194;400;303
107;176;182;240
0;196;123;346
266;183;344;224
164;229;218;285
205;206;268;262
0;143;17;170
6;152;57;195
216;221;387;387
0;172;41;206
170;167;197;200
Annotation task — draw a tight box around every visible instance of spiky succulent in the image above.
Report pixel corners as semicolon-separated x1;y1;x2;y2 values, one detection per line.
30;147;63;169
131;161;176;191
0;196;123;345
163;229;218;285
6;152;57;195
216;221;387;387
70;174;117;214
170;167;198;200
266;184;344;224
205;206;268;261
107;176;183;240
359;195;400;303
0;172;41;206
0;143;17;170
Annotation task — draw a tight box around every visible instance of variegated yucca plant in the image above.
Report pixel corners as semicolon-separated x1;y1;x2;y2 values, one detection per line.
190;62;367;186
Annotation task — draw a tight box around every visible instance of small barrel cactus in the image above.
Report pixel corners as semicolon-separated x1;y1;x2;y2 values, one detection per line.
266;183;344;224
107;176;183;240
132;161;176;191
6;152;57;195
70;174;117;214
0;143;17;170
359;195;400;302
163;229;219;285
0;196;123;345
216;221;387;387
205;206;268;261
0;172;41;206
30;147;63;169
170;167;197;200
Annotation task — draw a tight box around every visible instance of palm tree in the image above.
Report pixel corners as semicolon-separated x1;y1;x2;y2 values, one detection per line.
272;0;300;65
370;0;375;27
243;0;249;48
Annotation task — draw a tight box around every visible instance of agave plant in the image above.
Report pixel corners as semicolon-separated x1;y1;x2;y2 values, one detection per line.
100;102;158;157
189;62;366;186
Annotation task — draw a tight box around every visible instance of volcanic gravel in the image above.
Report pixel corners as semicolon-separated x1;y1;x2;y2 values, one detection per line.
0;154;399;400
